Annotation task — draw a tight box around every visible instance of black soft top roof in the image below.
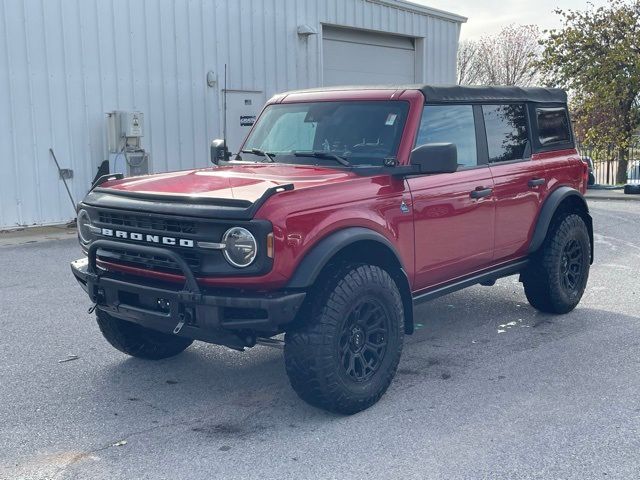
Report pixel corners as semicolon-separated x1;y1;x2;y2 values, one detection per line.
280;84;567;104
419;85;567;104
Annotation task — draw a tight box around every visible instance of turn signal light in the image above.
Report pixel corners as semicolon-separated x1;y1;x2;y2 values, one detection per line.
266;232;274;258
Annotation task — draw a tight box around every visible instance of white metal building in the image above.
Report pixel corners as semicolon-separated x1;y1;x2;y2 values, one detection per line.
0;0;465;228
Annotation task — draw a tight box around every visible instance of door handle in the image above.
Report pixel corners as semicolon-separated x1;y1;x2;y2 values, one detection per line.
470;187;493;199
528;178;545;187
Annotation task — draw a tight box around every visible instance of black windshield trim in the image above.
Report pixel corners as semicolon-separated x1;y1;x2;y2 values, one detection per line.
214;161;418;178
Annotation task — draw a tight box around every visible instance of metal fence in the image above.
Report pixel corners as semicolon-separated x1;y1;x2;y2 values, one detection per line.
576;141;640;186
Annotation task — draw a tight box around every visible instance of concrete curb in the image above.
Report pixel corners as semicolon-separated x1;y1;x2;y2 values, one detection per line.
586;193;640;202
0;224;77;247
587;185;624;191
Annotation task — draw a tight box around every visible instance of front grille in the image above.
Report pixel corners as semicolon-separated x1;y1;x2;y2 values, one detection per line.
87;206;270;278
94;209;203;275
97;248;201;275
98;211;198;235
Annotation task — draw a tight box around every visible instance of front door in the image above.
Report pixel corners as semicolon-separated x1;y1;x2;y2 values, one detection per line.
407;104;495;290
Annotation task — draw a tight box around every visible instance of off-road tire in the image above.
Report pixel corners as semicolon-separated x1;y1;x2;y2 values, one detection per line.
523;213;590;314
96;309;193;359
284;264;404;414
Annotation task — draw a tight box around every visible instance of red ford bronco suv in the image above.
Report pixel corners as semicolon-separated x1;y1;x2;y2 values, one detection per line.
72;85;593;414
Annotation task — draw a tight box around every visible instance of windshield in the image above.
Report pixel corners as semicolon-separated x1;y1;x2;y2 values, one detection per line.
240;101;409;166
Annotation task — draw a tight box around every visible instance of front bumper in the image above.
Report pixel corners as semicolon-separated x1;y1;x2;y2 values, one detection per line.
71;240;306;348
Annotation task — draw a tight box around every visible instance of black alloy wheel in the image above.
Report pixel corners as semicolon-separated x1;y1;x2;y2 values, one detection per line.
338;298;389;383
284;263;404;414
522;213;590;314
560;239;584;294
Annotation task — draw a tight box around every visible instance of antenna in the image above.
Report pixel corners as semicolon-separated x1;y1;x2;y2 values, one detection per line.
223;64;228;159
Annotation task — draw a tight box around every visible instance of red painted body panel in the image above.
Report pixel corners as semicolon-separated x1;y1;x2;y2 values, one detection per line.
489;159;547;260
95;88;585;295
407;168;495;289
535;149;584;195
99;164;361;202
254;174;415;290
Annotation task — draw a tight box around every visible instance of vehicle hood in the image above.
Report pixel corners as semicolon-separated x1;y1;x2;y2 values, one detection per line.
99;164;358;203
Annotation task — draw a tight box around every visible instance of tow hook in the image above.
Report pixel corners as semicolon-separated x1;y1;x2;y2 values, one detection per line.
173;308;194;335
88;287;105;314
173;314;186;334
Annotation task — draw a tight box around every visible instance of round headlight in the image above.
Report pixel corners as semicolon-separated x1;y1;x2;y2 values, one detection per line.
222;227;257;267
77;209;94;245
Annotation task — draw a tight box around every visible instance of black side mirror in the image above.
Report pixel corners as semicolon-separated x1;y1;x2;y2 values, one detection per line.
410;143;458;174
210;139;229;164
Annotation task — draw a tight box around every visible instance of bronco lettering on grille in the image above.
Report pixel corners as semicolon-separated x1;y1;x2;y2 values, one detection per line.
100;228;194;248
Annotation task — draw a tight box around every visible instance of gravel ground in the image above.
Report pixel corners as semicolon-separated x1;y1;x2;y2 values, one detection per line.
0;199;639;480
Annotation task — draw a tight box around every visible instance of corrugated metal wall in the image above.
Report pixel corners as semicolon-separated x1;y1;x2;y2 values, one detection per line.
0;0;462;228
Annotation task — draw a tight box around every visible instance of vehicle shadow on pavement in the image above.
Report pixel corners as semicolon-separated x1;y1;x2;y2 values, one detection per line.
87;280;601;431
6;301;635;480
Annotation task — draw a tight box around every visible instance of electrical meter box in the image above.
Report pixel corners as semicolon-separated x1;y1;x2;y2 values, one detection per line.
106;110;149;176
123;111;144;137
107;111;145;153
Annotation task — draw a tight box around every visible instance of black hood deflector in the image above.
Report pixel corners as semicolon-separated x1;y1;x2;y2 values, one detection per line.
82;183;293;220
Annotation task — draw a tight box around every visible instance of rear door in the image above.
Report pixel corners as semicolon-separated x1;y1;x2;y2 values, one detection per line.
483;104;547;260
407;104;495;290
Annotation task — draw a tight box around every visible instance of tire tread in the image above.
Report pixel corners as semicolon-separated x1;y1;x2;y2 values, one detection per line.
284;264;404;414
523;213;590;314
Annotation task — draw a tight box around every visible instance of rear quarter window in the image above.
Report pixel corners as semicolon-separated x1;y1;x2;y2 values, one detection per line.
536;107;571;146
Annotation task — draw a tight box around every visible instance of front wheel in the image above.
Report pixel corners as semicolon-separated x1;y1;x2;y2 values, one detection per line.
523;213;591;314
284;264;404;414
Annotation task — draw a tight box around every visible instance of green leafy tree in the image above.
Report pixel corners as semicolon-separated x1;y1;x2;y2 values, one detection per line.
538;0;640;183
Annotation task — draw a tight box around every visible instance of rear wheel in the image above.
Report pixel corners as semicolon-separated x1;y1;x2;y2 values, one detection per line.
284;264;404;414
96;309;193;359
523;213;590;314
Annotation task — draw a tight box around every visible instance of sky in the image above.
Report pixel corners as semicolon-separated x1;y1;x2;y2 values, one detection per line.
412;0;612;39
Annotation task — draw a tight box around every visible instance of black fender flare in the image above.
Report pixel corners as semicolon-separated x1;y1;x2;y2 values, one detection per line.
529;186;593;262
286;227;414;334
287;227;404;288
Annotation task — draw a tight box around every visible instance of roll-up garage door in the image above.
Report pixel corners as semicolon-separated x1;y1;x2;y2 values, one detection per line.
322;27;416;86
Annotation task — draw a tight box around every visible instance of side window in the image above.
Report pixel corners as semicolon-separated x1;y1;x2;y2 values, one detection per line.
536;107;571;146
482;104;529;163
415;105;478;168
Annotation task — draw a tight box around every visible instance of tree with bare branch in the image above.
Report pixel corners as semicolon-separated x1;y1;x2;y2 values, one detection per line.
457;25;541;86
456;40;481;85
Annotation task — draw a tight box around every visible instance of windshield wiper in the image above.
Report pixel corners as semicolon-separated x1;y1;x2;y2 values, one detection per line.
292;151;352;167
240;148;276;163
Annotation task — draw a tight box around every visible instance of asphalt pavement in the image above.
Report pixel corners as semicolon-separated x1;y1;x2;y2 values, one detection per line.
1;199;639;480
